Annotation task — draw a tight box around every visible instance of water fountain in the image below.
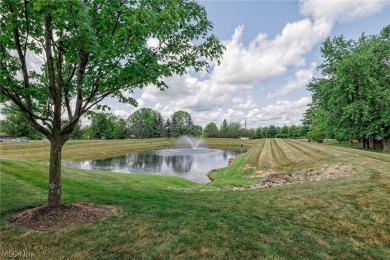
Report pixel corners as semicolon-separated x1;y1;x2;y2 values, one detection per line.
178;135;205;151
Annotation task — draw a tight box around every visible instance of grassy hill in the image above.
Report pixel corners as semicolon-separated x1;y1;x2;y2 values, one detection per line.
1;138;389;259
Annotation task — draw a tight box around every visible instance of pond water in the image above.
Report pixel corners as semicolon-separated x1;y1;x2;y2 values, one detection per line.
64;147;245;183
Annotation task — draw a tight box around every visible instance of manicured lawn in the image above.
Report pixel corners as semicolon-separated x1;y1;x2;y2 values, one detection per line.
324;139;387;154
1;138;390;259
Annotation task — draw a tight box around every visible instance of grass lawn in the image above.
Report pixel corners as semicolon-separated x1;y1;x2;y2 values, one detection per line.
323;139;388;154
1;138;390;259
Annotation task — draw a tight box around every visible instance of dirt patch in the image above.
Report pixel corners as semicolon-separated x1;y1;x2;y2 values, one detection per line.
242;163;355;190
10;203;118;231
169;164;356;192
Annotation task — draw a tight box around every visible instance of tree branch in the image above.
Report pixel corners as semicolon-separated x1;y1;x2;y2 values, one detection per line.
6;0;32;109
23;0;29;57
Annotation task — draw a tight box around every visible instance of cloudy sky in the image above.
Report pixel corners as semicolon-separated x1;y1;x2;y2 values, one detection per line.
105;0;390;129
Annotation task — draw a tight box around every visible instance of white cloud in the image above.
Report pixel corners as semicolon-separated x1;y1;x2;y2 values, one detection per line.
141;75;192;102
0;104;5;120
234;98;257;109
136;98;144;108
300;0;390;22
141;73;252;115
245;97;312;127
146;37;159;48
211;19;332;86
267;63;316;99
113;109;130;119
194;108;246;127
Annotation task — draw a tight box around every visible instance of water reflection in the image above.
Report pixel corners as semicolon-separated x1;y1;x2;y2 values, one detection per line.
64;147;245;183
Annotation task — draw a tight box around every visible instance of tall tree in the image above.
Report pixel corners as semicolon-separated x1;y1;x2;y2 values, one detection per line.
113;118;128;139
267;125;277;138
171;110;193;136
204;122;218;133
90;113;116;139
152;111;164;137
0;0;223;206
220;119;229;136
192;124;203;137
170;115;179;138
164;118;172;137
127;108;162;138
304;26;390;151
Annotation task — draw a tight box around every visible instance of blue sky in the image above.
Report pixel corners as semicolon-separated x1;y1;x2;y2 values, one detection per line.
107;0;390;129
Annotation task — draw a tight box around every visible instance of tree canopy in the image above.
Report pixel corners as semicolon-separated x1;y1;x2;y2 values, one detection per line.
304;25;390;151
0;0;224;206
171;110;194;137
127;108;164;139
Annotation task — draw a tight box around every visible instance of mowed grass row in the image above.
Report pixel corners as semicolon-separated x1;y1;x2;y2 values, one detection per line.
1;138;390;259
210;138;390;185
251;139;390;173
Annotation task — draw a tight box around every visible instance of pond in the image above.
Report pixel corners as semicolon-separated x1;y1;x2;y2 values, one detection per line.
63;147;246;183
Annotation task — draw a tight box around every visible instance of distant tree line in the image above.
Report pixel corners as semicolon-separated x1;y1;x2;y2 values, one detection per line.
202;120;309;139
77;109;203;139
1;106;309;140
252;125;310;139
303;25;390;152
203;119;252;138
73;109;202;139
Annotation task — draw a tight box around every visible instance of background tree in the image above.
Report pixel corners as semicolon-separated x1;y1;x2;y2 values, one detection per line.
152;111;164;138
228;121;241;131
90;113;116;139
0;0;223;206
253;127;264;139
127;108;161;139
0;104;42;140
192;125;203;137
220;119;229;137
304;26;390;151
203;121;219;137
266;125;277;138
69;122;82;140
113;118;128;139
288;125;298;139
81;125;92;140
164;119;172;138
225;121;242;138
204;122;218;133
170;116;179;138
171;111;194;136
280;125;289;136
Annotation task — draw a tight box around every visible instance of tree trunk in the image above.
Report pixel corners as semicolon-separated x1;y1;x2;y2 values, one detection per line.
48;140;63;207
383;137;390;152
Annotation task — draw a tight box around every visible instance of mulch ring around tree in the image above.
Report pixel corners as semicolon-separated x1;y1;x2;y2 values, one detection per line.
10;203;118;231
